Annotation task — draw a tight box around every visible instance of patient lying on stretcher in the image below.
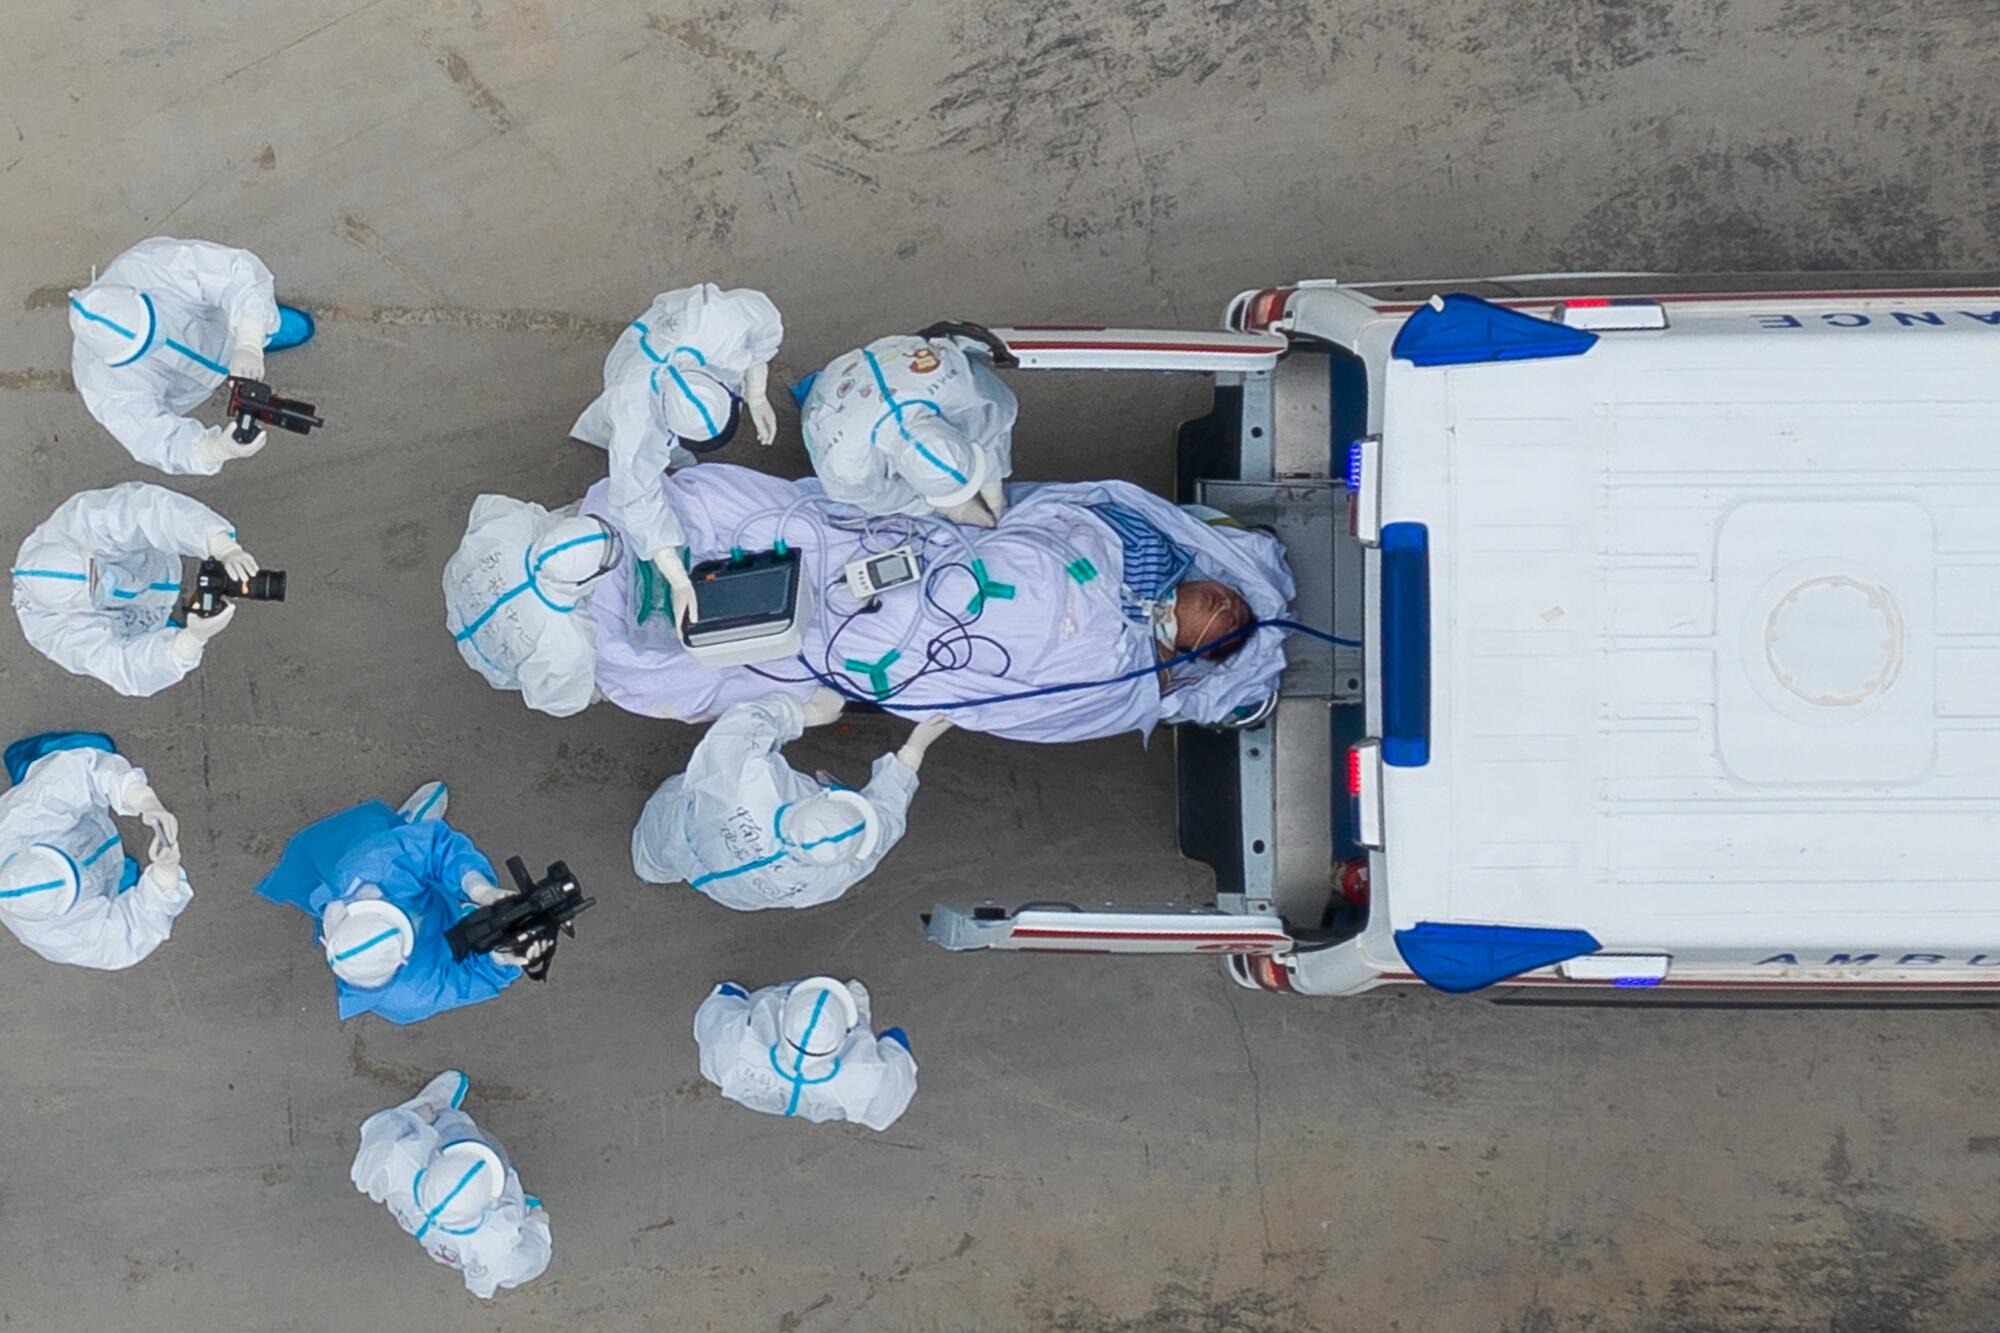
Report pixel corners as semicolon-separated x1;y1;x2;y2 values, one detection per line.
579;464;1293;744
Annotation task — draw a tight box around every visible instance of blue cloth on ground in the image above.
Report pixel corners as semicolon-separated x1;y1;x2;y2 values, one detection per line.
254;802;519;1024
5;731;118;785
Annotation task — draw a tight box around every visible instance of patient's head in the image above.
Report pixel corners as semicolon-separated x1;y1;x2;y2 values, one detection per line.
1173;580;1252;661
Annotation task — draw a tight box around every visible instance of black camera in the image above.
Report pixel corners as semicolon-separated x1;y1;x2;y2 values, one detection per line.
226;377;323;445
189;557;287;619
445;856;595;982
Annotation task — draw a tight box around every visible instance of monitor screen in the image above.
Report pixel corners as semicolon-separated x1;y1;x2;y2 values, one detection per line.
868;554;913;585
693;561;796;622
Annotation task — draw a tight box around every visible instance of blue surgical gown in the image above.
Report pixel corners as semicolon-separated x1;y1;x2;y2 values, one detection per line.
254;801;520;1025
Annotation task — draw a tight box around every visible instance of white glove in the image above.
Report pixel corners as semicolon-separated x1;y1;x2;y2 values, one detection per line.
938;495;998;529
204;532;259;583
461;870;511;907
124;781;180;860
227;318;268;381
227;343;265;381
143;840;183;892
492;938;552;969
745;362;778;446
653;550;698;628
192;423;268;469
169;600;236;666
802;686;846;727
979;476;1008;522
896;715;954;771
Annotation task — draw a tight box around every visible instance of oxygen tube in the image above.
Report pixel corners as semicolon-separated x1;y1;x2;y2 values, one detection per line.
790;619;1358;712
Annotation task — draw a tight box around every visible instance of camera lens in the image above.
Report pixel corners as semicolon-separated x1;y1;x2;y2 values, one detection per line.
247;570;287;602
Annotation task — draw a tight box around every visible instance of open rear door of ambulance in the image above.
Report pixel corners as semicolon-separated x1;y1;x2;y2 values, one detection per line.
922;321;1289;374
922;903;1293;955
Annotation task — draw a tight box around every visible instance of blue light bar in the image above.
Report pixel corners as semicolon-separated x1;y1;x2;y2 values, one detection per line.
1345;440;1365;491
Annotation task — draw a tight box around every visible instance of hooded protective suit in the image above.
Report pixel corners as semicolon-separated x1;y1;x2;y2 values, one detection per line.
443;498;620;718
253;801;520;1025
692;977;917;1130
0;735;191;970
68;236;283;474
11;482;241;698
569;284;784;560
800;334;1017;518
351;1070;553;1299
631;693;917;911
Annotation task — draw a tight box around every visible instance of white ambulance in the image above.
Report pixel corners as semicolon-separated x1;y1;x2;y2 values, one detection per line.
925;274;2000;1000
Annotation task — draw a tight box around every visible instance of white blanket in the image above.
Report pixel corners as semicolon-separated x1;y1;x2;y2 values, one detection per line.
586;466;1294;744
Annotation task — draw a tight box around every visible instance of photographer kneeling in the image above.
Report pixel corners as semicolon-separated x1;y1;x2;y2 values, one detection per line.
11;482;277;698
252;781;548;1026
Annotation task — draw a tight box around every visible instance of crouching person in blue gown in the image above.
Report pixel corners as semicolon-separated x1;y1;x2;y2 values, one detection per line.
253;781;539;1025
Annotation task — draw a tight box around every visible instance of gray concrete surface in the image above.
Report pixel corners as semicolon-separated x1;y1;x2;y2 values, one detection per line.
4;2;2000;1330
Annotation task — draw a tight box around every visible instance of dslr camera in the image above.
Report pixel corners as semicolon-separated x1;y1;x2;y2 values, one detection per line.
189;557;287;619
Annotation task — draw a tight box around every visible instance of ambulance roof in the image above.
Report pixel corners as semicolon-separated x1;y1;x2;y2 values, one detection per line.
1378;305;2000;952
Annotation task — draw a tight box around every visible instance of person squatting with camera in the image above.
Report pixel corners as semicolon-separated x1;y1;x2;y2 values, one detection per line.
249;781;587;1026
10;481;283;697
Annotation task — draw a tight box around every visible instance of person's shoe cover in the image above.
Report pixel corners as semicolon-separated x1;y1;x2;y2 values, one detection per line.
414;1069;469;1113
323;895;416;987
0;844;83;920
268;304;316;351
68;284;154;365
780;790;880;867
416;1139;505;1234
10;538;95;612
656;363;736;445
781;976;861;1066
527;517;620;603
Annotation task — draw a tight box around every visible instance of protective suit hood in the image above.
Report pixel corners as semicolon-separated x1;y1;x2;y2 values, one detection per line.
780;976;860;1068
322;894;416;988
0;843;84;920
416;1139;505;1234
11;538;96;612
528;516;620;603
780;789;880;866
656;363;737;447
894;414;988;509
69;284;156;366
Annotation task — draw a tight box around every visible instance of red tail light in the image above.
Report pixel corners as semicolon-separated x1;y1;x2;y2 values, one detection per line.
1241;287;1295;332
1244;952;1297;993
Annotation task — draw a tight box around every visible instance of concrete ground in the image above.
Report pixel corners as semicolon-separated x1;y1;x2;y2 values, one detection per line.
4;2;1999;1329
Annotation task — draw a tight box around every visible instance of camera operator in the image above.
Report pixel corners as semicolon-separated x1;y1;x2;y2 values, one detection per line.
67;235;315;476
10;482;266;697
251;781;546;1026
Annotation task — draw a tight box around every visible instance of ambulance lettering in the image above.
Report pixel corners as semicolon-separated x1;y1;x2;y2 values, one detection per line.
1754;310;2000;330
1755;952;2000;967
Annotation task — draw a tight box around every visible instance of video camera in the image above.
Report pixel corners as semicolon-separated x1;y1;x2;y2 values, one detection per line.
226;376;323;445
189;557;287;619
445;856;595;982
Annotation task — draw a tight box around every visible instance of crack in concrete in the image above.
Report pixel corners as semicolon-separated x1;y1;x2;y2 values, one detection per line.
647;16;877;155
